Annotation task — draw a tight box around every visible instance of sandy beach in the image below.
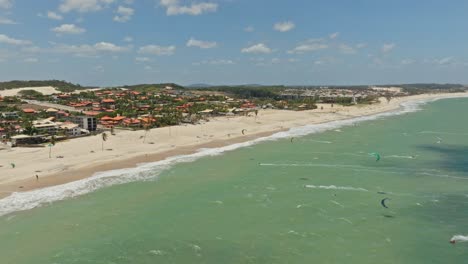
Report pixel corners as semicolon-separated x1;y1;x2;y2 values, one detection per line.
0;92;466;197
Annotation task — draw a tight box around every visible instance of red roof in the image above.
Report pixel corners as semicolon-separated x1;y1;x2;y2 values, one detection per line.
102;99;115;103
84;111;100;116
101;116;113;121
22;108;36;113
113;116;126;121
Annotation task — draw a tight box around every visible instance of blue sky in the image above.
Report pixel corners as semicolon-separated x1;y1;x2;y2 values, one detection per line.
1;0;468;86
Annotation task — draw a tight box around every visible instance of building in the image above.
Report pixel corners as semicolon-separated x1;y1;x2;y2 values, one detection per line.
1;112;19;119
71;116;97;131
10;134;47;146
33;118;59;135
59;123;81;137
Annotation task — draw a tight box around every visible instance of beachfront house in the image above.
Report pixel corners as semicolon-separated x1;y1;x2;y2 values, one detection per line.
70;116;97;132
33;118;59;135
59;123;81;137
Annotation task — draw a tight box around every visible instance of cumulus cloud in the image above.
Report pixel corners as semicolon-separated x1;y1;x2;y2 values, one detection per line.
59;0;115;13
339;44;356;54
401;59;414;65
382;43;396;53
24;58;38;63
138;45;176;56
186;38;217;49
435;56;454;65
0;17;16;24
54;42;129;57
244;26;254;32
123;36;133;42
0;0;13;9
273;21;295;32
193;59;234;65
0;34;32;45
135;57;150;62
241;43;272;54
329;32;339;39
288;43;327;54
160;0;217;16
47;11;63;20
114;5;134;22
52;24;86;34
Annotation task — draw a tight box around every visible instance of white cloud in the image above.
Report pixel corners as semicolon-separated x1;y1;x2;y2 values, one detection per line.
54;42;129;57
21;46;41;53
52;24;86;34
382;43;396;53
138;45;176;56
193;59;234;65
160;0;217;16
93;65;104;72
135;57;150;62
94;42;127;52
401;59;414;65
329;32;339;39
273;21;295;32
123;36;133;42
244;26;254;32
435;56;454;65
0;34;32;45
241;43;272;54
24;58;38;63
113;5;134;22
0;0;13;9
0;17;16;24
59;0;115;13
186;38;217;49
356;43;367;49
144;65;153;71
47;11;63;20
339;44;356;54
288;43;327;54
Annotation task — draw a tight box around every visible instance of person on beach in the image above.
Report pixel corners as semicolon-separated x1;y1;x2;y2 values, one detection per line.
36;174;39;181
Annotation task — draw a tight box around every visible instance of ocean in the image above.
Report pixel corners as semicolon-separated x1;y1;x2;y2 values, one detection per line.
1;97;468;263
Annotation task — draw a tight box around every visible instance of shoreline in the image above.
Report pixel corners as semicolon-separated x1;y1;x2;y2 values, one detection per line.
1;92;467;199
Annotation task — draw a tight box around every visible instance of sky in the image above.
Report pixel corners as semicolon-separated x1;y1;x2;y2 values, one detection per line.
1;0;468;86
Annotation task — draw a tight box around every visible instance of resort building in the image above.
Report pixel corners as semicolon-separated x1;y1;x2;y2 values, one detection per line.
70;116;97;132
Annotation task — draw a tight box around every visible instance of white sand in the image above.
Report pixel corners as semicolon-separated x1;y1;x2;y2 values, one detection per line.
0;86;62;97
0;92;466;190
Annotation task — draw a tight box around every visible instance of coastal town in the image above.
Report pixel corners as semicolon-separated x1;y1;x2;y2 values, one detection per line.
0;81;465;148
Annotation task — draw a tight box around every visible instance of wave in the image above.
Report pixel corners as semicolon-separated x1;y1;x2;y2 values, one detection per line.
419;131;468;136
304;184;369;192
386;155;416;159
450;235;468;243
0;94;466;217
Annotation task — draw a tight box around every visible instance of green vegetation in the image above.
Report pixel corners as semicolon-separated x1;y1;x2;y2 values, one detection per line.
121;83;184;92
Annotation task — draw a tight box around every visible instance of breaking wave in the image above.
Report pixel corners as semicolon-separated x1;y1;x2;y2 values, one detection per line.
304;184;369;192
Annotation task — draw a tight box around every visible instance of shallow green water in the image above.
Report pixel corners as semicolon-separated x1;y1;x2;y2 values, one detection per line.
1;98;468;263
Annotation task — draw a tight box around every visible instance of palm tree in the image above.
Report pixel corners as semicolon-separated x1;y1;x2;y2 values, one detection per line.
101;132;108;151
48;136;56;158
143;125;150;143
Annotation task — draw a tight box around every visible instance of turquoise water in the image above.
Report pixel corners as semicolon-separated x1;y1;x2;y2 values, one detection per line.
1;98;468;263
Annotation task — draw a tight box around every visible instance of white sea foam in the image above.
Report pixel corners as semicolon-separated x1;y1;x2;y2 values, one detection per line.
305;184;369;192
450;235;468;243
0;95;466;217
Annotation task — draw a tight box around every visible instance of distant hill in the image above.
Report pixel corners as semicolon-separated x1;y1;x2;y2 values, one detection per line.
186;83;213;88
0;80;88;93
119;83;185;92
